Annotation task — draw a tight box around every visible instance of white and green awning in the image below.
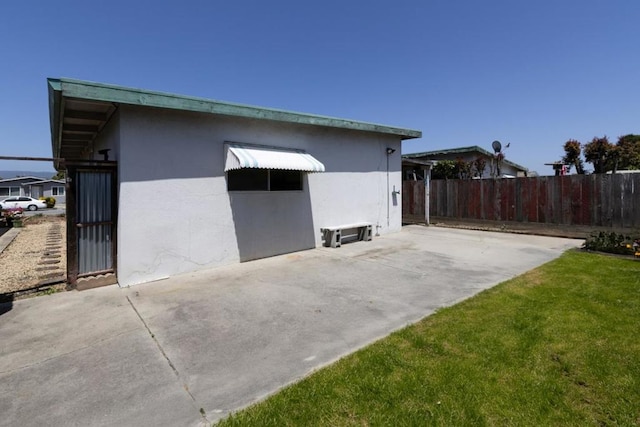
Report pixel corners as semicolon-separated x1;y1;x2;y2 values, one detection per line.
224;143;325;172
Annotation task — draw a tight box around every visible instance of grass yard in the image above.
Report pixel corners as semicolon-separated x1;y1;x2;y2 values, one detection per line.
218;250;640;426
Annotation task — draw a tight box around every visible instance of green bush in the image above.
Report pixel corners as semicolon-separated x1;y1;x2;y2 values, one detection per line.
583;231;638;255
39;196;56;208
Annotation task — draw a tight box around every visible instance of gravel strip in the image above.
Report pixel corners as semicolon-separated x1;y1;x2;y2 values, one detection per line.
0;217;66;294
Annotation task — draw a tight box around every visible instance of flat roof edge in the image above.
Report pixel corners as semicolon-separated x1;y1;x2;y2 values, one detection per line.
47;79;63;166
403;145;529;172
49;78;422;139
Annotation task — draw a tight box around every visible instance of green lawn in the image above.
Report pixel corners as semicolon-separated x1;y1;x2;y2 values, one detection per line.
218;251;640;426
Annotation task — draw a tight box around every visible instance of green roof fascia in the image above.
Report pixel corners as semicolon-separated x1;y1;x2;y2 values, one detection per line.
47;78;421;140
403;145;528;172
48;79;63;168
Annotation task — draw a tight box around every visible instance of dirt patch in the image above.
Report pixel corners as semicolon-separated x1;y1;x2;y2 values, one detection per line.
426;217;599;240
0;216;66;295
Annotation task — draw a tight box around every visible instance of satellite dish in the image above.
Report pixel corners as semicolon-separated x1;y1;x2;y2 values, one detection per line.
492;140;502;153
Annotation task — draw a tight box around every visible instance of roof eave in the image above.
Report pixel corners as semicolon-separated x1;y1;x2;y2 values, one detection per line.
0;176;47;183
48;79;63;168
50;78;421;140
403;145;529;172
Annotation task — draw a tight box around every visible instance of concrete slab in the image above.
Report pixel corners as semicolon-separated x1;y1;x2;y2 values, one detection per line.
0;226;581;426
0;286;203;427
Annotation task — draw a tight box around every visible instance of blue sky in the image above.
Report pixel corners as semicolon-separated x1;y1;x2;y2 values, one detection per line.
1;0;638;174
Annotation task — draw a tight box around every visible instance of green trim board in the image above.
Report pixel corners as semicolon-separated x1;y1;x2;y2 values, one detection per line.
403;145;529;172
48;78;421;161
48;80;63;166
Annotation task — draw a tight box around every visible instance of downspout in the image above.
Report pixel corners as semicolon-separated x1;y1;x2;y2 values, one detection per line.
387;152;390;227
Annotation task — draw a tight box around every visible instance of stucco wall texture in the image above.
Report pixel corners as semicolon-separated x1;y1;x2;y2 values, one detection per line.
95;106;403;287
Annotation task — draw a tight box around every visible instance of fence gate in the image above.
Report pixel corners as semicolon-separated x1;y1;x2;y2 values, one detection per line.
66;162;117;286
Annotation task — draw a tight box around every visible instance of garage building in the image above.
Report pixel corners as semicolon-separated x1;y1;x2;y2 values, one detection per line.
48;78;421;287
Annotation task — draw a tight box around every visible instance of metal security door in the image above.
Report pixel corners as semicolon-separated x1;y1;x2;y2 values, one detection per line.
66;163;117;285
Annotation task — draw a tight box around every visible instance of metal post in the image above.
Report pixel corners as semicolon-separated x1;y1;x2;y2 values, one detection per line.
423;165;431;225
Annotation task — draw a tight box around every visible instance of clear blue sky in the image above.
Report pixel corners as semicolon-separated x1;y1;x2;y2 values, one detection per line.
1;0;638;174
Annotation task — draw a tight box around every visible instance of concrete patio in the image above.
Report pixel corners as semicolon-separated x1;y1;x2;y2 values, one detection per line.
0;225;581;426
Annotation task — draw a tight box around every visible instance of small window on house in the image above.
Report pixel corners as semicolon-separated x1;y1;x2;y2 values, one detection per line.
227;169;302;192
224;143;324;192
270;170;302;191
227;169;269;191
52;186;65;196
0;187;20;197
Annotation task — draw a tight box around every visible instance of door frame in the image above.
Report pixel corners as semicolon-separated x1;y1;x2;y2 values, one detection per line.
65;160;118;287
29;184;44;199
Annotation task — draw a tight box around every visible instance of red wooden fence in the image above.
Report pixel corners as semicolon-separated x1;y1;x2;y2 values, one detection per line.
404;174;640;229
402;179;426;223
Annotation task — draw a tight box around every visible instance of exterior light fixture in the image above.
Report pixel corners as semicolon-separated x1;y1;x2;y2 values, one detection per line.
98;149;111;161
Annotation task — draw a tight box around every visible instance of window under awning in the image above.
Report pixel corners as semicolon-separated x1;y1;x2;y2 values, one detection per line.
224;143;325;172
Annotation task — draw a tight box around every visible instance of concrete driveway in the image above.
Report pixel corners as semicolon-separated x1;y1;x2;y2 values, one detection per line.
0;226;581;426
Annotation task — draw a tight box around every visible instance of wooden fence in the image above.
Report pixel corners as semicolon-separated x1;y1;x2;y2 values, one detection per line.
402;179;427;224
403;174;640;229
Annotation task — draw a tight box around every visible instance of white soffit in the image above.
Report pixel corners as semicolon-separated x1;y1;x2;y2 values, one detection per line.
225;143;325;172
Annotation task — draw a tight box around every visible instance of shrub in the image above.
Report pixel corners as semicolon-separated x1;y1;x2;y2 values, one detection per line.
583;231;639;255
1;207;24;227
39;196;56;208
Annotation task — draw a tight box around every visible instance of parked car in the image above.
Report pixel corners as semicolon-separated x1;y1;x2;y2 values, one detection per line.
0;197;48;211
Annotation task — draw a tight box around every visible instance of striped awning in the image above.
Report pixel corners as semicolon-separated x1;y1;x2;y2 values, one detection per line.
224;143;325;172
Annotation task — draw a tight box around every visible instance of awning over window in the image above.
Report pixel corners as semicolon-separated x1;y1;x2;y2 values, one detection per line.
224;143;325;172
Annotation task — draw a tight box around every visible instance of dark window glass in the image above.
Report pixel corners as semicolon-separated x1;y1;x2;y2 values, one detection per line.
227;169;303;191
227;169;269;191
270;170;302;191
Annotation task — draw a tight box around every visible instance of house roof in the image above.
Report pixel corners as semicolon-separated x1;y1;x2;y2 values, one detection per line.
29;179;65;184
48;78;422;164
0;176;63;185
0;176;48;184
403;145;529;172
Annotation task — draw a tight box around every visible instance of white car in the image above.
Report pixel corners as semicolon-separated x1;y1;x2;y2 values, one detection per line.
0;197;48;211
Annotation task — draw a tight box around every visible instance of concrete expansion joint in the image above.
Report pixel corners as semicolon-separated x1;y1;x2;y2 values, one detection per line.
125;295;211;425
0;329;140;376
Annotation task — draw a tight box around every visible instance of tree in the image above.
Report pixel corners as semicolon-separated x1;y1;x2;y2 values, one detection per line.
562;139;585;174
584;136;617;173
473;157;487;178
616;134;640;170
455;158;473;179
431;160;457;180
51;170;65;180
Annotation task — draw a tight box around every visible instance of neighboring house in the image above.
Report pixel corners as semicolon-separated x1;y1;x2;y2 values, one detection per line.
48;78;421;287
403;145;529;178
0;176;65;203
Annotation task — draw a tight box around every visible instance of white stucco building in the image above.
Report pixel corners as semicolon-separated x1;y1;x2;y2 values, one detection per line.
48;78;421;287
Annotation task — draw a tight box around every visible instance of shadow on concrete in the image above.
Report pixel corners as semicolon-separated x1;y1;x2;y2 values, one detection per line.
0;294;13;315
229;175;316;262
